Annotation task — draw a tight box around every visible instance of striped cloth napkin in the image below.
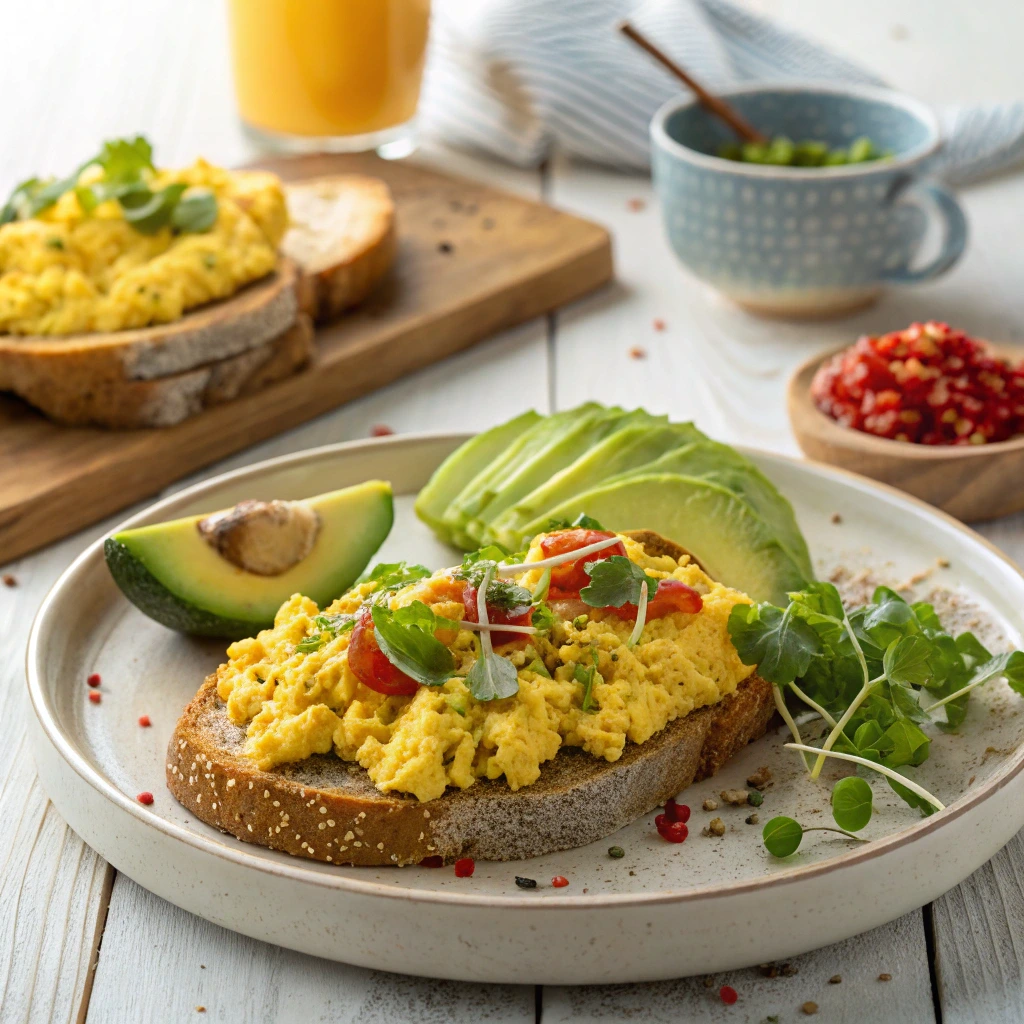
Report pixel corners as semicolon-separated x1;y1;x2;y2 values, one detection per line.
418;0;1024;185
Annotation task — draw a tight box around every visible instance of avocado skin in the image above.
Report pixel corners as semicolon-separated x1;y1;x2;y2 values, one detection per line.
104;538;266;639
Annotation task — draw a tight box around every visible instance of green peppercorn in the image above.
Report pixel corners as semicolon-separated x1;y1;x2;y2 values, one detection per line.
572;614;589;630
608;845;625;859
748;789;764;807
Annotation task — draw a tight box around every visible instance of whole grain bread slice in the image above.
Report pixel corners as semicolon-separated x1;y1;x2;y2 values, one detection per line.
13;313;314;428
0;259;300;385
166;531;774;865
282;176;396;322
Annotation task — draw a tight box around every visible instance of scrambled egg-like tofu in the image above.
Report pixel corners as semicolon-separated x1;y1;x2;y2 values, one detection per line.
216;534;755;802
0;159;286;335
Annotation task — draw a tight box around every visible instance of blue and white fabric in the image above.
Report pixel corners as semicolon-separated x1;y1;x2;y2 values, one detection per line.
418;0;1024;185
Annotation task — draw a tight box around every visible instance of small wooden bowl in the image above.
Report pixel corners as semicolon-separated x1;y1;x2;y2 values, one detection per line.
788;348;1024;522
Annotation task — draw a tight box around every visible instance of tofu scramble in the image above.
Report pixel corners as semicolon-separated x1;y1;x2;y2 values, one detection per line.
216;532;756;802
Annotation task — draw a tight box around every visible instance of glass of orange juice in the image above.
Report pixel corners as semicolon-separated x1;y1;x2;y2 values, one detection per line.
226;0;431;157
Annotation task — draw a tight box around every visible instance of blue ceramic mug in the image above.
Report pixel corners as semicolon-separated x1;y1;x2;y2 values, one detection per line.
650;83;967;317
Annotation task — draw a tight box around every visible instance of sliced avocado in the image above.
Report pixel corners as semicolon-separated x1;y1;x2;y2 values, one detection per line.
533;473;808;605
441;402;608;547
461;407;665;546
485;421;705;550
105;481;393;638
601;441;813;579
414;410;541;544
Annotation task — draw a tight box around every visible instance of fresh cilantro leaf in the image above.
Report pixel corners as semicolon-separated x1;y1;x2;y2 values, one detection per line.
853;719;884;755
531;601;555;633
579;555;658;608
461;545;508;568
911;602;943;632
788;581;846;622
466;651;519;701
956;631;994;671
171;188;218;233
370;601;455;686
363;561;432;594
455;556;531;611
880;719;930;768
119;183;186;234
95;136;154;183
883;635;934;688
888;680;930;723
862;587;918;648
542;512;605;532
727;602;821;685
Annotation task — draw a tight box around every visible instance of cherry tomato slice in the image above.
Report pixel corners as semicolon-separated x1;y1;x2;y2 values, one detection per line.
605;578;703;621
347;607;419;696
461;585;533;646
539;529;626;599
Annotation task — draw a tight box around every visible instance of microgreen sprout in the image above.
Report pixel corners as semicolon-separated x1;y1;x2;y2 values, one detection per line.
762;815;866;858
728;582;1023;825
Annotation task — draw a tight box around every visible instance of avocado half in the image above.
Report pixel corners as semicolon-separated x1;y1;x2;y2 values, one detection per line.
105;480;393;639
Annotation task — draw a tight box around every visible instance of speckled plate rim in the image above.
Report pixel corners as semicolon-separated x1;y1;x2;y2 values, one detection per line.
25;431;1024;911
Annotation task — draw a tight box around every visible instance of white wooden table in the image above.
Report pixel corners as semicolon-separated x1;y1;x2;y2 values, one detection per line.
2;1;1023;1020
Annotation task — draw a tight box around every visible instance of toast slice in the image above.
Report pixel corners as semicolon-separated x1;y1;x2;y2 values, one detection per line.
282;176;396;322
166;531;774;865
0;259;299;385
13;314;314;428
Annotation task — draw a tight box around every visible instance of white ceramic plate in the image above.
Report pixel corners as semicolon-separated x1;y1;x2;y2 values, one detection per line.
27;434;1024;984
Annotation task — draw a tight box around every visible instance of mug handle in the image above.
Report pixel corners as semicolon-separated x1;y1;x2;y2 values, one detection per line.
880;179;968;284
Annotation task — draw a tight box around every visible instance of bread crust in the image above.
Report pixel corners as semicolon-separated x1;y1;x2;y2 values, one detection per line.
0;260;299;385
167;671;772;866
283;176;396;322
8;314;314;428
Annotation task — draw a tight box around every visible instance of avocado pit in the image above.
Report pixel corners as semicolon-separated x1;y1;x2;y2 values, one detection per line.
198;499;320;576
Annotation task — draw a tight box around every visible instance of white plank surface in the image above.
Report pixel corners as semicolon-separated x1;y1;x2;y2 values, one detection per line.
543;912;935;1024
2;0;1024;1020
88;877;534;1024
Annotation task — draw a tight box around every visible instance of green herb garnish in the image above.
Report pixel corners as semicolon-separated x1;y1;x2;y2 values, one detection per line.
574;644;601;712
542;512;605;532
761;815;865;858
579;555;658;609
830;775;873;831
370;601;457;686
363;561;432;595
466;651;519;701
729;581;1024;854
295;613;356;654
0;135;218;236
455;551;531;610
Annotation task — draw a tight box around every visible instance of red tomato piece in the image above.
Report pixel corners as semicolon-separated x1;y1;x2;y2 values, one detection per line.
461;584;533;645
454;857;475;877
605;578;703;621
540;529;626;599
664;798;690;823
347;607;419;696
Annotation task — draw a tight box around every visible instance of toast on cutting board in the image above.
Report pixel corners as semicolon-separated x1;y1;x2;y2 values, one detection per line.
0;163;396;428
166;531;775;866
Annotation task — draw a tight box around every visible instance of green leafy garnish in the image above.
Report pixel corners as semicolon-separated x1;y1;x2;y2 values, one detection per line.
363;561;432;595
526;658;551;678
579;555;658;608
466;651;519;701
370;602;456;686
531;602;556;634
455;552;531;611
831;776;873;831
729;582;1024;822
0;135;217;236
543;512;605;532
295;613;356;653
574;644;601;713
762;816;803;858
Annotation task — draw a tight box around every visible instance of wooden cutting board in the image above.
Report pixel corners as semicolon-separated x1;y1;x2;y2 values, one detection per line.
0;152;612;563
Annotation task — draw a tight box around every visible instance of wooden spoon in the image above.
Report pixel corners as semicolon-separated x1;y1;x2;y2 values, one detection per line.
618;21;768;145
788;348;1024;522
